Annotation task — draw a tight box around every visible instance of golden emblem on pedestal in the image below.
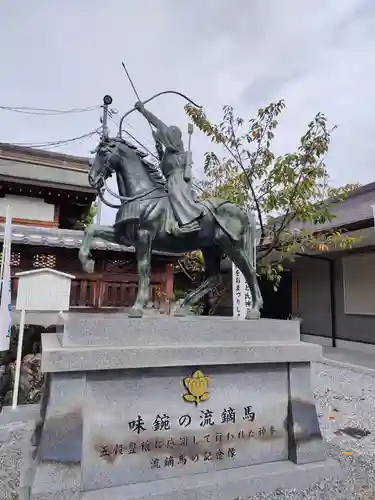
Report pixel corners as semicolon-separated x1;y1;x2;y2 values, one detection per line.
182;369;210;405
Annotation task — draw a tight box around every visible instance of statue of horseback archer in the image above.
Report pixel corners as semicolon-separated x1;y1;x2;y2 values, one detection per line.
79;92;263;319
134;100;202;236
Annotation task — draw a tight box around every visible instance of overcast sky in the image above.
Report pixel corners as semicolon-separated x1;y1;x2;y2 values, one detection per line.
1;0;374;224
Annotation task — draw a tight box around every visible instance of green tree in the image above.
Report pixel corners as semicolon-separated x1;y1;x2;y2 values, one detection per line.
185;100;360;287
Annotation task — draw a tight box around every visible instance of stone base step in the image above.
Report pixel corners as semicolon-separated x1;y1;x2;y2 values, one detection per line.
29;459;342;499
59;314;300;348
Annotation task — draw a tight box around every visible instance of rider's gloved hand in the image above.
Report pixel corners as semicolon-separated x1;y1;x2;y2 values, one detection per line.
134;101;145;113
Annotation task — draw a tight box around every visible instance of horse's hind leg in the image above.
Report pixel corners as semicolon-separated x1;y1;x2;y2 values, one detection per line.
175;247;222;317
215;228;262;319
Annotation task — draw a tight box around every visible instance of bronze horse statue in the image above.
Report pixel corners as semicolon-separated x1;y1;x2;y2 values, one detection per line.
79;103;262;319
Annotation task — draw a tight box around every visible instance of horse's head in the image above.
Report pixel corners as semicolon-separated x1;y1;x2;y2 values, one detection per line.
88;136;122;190
89;135;165;197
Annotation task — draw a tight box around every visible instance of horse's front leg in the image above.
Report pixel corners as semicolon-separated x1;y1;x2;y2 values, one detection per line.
129;229;152;318
79;224;116;273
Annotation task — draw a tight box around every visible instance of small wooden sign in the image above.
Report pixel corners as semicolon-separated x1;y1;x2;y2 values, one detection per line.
15;268;75;311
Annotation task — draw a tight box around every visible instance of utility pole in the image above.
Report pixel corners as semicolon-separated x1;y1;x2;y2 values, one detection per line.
96;94;113;224
101;94;112;140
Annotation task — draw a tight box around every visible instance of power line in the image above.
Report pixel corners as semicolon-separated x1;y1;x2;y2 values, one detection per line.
44;135;96;153
107;109;147;138
8;119;205;192
37;135;98;151
11;129;99;147
108;115;158;160
0;104;100;116
123;128;158;160
9;128;100;150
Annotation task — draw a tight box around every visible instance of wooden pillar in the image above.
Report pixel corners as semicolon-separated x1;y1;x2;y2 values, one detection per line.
95;275;104;309
165;263;174;300
291;277;298;315
158;263;175;314
53;204;60;227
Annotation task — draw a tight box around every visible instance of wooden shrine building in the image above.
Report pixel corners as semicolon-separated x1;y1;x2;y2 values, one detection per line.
0;142;178;311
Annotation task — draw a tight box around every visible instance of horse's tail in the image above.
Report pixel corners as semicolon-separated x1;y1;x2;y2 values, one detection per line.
244;210;257;269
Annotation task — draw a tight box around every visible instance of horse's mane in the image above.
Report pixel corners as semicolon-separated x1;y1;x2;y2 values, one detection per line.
117;138;166;188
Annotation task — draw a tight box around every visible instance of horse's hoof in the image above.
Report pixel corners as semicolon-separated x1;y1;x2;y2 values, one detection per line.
128;308;143;318
245;309;261;320
83;259;95;274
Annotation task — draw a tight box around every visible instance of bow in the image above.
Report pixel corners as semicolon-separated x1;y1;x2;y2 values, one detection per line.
118;90;202;138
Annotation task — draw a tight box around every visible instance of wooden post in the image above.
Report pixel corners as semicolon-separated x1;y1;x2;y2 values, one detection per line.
165;263;174;314
292;278;299;316
12;308;25;409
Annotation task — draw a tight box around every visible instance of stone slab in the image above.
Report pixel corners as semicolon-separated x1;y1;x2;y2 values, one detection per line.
288;362;325;464
0;404;40;426
81;459;342;500
28;458;342;500
60;314;300;347
41;333;322;373
38;372;85;463
82;364;289;491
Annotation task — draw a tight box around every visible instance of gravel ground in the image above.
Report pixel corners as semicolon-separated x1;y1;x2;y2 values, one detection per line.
2;361;375;499
244;361;375;500
0;420;34;500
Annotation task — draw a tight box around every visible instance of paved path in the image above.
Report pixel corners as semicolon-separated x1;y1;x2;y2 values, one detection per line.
323;347;375;374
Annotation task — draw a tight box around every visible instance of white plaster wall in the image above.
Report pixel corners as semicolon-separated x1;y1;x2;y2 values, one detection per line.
0;195;55;221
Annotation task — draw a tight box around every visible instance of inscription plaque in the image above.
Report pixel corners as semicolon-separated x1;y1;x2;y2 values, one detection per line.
82;364;289;491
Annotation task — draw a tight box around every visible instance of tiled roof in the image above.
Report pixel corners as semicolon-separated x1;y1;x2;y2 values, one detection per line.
0;141;90;167
0;224;182;257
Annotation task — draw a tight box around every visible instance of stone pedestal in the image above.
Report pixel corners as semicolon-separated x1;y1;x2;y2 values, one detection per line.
20;314;341;499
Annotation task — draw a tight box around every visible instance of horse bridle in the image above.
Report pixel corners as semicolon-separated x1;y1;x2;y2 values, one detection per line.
95;146;166;209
